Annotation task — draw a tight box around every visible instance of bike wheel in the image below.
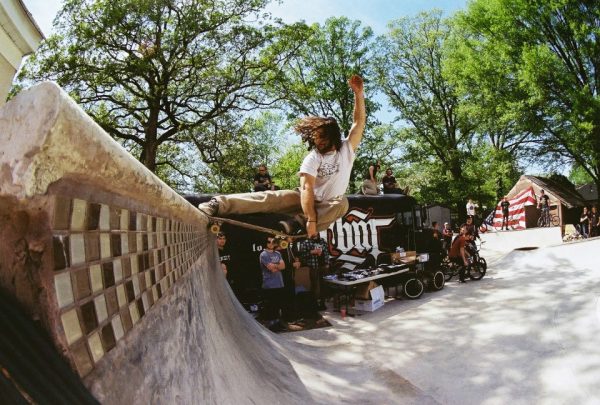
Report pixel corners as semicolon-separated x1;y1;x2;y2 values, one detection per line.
441;259;454;282
478;257;487;272
468;262;485;280
403;278;424;299
429;270;445;291
551;215;560;226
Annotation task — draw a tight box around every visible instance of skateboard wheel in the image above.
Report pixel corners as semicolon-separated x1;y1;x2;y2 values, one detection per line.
210;224;221;234
279;240;289;249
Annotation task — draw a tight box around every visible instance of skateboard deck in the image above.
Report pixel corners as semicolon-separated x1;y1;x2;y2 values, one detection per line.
206;215;307;242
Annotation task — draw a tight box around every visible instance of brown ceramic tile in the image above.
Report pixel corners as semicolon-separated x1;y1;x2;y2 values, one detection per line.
71;340;93;376
128;211;137;231
53;196;72;230
109;234;120;257
89;264;103;293
151;286;158;302
156;282;162;298
130;255;139;274
70;199;87;231
142;234;148;251
102;262;115;288
111;315;124;341
113;259;122;283
136;233;143;253
137;213;146;231
97;205;110;231
149;233;155;249
54;272;74;309
121;257;131;277
121;233;129;256
108;207;120;230
100;233;111;259
151;217;156;232
150;270;156;285
128;233;137;253
88;332;104;363
132;275;140;297
70;234;86;266
72;268;91;301
100;323;116;352
86;203;101;231
105;288;118;316
94;294;108;324
116;284;127;308
138;272;146;291
141;292;149;314
61;308;82;345
125;280;135;302
118;209;128;231
53;235;70;271
144;271;151;289
120;308;133;333
148;251;154;268
157;249;163;264
80;301;98;335
146;289;154;307
136;298;145;318
129;302;140;324
84;233;100;262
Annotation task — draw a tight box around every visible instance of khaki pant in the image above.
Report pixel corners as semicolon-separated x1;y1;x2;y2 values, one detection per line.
214;189;348;232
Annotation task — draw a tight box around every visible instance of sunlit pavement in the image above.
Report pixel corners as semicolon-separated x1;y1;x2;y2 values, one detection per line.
281;238;600;404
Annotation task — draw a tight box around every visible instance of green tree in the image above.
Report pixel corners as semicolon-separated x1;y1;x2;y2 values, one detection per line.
456;0;600;199
374;11;475;208
17;0;309;174
266;16;380;192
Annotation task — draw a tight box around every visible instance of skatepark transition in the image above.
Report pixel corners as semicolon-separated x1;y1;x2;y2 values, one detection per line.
0;82;313;403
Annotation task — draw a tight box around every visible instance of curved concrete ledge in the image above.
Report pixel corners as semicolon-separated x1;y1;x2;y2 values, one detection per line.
0;83;312;403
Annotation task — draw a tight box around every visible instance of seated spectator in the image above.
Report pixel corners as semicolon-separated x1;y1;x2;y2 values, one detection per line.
381;168;405;194
253;164;274;192
360;161;380;195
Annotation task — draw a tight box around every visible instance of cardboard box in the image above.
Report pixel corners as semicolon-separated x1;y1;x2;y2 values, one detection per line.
295;266;311;291
354;285;385;312
391;250;417;264
354;281;379;300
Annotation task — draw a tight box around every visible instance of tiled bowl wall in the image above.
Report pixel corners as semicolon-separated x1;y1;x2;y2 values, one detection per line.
51;194;201;376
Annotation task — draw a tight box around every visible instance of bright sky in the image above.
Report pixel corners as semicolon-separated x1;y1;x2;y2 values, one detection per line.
22;0;467;37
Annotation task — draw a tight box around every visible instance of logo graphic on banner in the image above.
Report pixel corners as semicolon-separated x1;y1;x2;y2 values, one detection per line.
324;208;396;269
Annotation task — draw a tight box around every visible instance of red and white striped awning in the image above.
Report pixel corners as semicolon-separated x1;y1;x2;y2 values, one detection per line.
492;187;537;230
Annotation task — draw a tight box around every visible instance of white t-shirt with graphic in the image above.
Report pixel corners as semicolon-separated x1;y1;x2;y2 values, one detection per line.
299;139;355;201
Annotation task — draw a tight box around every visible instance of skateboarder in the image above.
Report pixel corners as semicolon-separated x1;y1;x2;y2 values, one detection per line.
198;74;366;238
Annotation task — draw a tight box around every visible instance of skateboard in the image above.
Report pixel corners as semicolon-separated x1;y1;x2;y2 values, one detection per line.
206;215;307;248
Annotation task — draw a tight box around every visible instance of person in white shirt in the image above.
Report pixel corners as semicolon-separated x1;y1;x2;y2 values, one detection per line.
466;199;478;217
198;75;366;238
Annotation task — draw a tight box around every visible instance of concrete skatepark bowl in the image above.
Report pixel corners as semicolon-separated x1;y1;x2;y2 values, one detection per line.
1;83;599;404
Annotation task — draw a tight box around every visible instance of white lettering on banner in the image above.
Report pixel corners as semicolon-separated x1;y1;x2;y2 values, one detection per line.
326;209;395;264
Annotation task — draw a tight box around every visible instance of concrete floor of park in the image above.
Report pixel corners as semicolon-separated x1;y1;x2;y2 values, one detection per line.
275;238;600;405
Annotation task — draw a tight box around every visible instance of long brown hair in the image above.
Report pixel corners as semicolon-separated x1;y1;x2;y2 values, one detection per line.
294;116;342;151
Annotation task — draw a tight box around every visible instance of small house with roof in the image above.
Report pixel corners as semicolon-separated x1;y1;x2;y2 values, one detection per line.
505;175;587;229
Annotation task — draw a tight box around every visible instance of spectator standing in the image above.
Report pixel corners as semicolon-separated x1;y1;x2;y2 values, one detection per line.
277;237;301;324
198;74;366;238
466;199;478;218
442;222;453;254
253;164;273;192
538;189;550;212
217;232;233;283
579;206;591;238
299;237;330;310
259;236;287;331
591;206;599;237
500;196;511;230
